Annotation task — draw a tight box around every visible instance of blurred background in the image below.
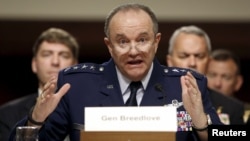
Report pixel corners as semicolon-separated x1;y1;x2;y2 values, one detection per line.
0;0;250;105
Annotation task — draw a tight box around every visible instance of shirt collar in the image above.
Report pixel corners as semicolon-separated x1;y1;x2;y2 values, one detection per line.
116;63;153;95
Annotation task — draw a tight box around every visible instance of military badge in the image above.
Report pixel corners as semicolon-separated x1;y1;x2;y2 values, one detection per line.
177;111;192;131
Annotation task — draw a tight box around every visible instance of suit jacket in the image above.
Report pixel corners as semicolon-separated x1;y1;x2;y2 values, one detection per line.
0;93;37;141
8;59;222;141
208;88;245;124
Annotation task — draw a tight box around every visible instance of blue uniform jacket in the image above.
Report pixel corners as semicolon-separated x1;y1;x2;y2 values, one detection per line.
9;58;221;141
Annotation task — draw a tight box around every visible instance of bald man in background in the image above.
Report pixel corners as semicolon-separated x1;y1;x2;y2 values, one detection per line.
166;25;244;125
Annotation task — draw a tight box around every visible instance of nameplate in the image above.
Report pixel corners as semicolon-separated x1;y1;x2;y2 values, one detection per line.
85;106;177;132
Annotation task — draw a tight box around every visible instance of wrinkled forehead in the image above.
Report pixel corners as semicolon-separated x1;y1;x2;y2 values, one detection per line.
110;9;152;28
173;34;209;53
108;10;154;38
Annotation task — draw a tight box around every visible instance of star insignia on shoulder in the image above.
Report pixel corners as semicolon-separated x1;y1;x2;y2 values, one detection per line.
64;67;71;72
73;66;79;70
172;69;179;72
81;64;88;69
180;69;186;72
90;65;95;70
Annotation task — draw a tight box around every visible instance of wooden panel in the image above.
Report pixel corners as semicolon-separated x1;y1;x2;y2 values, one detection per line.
0;20;250;105
1;21;250;60
81;131;176;141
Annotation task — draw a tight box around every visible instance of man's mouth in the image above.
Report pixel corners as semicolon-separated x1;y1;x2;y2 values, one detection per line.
128;60;143;65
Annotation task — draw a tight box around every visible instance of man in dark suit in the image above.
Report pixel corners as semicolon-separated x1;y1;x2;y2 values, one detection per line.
8;3;222;141
166;25;245;125
206;49;250;124
0;27;79;141
0;94;37;140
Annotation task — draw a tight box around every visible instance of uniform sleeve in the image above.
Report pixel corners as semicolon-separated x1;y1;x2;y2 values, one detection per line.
200;77;222;125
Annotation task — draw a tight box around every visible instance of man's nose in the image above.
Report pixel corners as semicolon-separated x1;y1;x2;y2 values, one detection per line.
188;56;197;67
52;55;60;65
128;42;140;54
214;77;222;88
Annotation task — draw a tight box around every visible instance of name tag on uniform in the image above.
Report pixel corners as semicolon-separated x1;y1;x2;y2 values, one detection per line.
85;106;177;132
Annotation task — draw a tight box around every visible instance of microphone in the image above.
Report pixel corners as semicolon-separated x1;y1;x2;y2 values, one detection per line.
154;83;167;106
73;123;85;130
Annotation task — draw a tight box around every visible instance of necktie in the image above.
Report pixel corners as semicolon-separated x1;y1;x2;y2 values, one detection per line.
125;81;141;106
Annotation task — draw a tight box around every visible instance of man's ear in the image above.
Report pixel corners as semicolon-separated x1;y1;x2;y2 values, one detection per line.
205;56;212;74
104;37;113;57
235;75;243;92
154;33;161;52
166;55;172;67
31;57;37;74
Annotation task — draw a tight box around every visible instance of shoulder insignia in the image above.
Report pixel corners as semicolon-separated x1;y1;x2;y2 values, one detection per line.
163;67;204;80
63;63;105;75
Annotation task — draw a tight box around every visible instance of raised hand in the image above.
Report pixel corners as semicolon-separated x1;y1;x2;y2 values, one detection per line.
181;72;208;130
29;76;71;126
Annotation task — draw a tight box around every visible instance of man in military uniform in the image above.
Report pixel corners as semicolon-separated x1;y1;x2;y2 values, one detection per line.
166;25;245;125
8;3;221;141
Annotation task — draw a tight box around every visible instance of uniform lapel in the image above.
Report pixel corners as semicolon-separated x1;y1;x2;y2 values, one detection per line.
98;59;125;106
140;59;166;106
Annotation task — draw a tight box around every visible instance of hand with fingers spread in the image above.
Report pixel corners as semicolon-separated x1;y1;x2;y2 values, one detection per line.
29;76;71;126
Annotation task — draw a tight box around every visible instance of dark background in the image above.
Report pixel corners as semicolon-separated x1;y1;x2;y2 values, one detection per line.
0;20;250;105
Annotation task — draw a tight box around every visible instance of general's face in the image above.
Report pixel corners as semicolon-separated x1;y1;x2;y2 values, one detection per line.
206;59;241;96
167;33;209;74
32;41;77;88
104;9;161;81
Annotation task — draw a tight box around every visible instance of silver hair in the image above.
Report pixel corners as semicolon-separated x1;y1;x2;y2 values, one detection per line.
168;25;212;54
